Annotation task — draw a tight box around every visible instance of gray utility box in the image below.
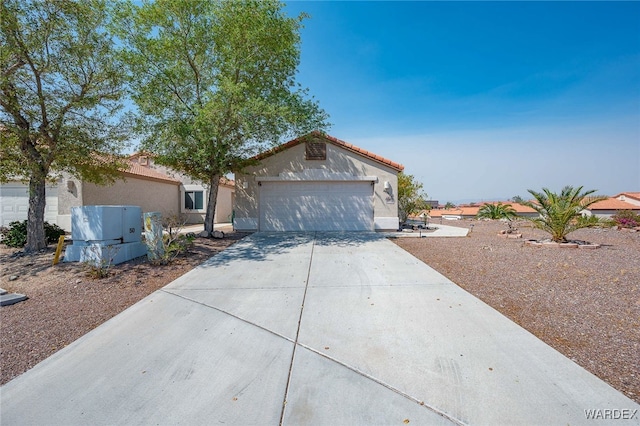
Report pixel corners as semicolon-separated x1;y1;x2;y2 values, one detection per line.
64;205;148;265
72;205;142;244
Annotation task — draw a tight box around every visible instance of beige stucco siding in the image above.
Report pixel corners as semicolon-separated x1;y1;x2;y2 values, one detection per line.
215;184;234;223
83;177;180;218
235;142;400;231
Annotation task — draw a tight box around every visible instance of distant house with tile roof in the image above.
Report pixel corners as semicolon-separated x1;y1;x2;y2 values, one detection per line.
581;196;640;218
612;192;640;207
1;155;234;231
423;202;538;221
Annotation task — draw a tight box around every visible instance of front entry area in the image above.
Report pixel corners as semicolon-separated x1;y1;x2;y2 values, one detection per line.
258;181;374;231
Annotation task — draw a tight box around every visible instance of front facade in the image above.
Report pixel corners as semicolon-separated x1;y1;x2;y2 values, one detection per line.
1;156;234;231
234;132;404;232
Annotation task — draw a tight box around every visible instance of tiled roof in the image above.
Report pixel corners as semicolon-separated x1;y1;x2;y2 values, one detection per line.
613;192;640;201
254;131;405;172
427;207;478;217
123;162;181;184
586;198;640;211
425;202;537;218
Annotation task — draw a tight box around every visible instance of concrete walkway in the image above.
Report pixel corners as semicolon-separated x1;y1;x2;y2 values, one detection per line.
385;223;470;238
1;233;638;425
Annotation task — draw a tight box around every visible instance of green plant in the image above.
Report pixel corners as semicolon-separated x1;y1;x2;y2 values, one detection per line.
521;186;607;242
476;203;517;220
82;245;120;279
144;214;194;265
0;220;65;248
397;172;429;223
611;210;640;228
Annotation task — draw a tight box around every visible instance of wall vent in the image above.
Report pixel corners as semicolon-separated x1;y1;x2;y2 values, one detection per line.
305;140;326;160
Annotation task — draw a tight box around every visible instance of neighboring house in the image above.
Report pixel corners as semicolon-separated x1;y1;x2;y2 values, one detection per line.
0;181;60;227
581;197;640;218
0;156;234;231
426;202;538;220
234;131;404;232
128;153;235;226
613;192;640;207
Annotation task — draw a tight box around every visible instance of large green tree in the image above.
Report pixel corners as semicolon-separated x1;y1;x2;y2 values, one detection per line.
115;0;329;236
521;185;607;242
1;0;129;252
397;172;429;224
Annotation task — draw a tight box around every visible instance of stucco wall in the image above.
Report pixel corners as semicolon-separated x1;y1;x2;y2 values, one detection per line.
83;177;180;219
56;174;85;231
215;184;234;223
235;141;400;231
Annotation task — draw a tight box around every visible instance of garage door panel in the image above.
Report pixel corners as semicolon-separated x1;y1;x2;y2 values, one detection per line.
0;184;58;227
259;182;373;232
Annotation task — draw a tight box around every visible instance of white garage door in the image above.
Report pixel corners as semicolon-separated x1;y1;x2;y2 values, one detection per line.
259;181;374;231
0;183;58;227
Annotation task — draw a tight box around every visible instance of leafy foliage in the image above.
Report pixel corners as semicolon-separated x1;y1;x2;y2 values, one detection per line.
144;213;194;265
476;203;517;220
82;245;120;279
1;0;130;251
521;185;607;242
0;220;65;248
611;210;640;228
114;0;329;235
397;172;429;223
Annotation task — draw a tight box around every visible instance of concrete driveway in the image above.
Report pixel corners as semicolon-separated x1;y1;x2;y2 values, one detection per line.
1;232;638;425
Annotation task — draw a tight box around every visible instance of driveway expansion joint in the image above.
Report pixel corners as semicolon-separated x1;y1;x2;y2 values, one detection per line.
279;232;316;425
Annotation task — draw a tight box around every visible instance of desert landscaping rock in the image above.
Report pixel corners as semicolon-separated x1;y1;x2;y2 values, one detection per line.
394;219;639;403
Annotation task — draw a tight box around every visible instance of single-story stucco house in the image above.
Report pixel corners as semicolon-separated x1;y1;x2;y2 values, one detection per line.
233;131;404;232
613;192;640;207
0;155;234;231
425;202;538;220
581;197;640;219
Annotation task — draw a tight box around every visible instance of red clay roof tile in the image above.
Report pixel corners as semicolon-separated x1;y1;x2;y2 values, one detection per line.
587;198;640;211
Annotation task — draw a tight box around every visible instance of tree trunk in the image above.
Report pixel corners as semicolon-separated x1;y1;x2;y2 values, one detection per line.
203;174;221;236
25;175;47;252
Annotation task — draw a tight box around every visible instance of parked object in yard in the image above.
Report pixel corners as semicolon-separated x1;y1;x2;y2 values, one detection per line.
64;206;147;265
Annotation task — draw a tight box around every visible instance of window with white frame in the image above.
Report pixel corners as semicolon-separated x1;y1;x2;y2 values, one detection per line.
182;185;206;212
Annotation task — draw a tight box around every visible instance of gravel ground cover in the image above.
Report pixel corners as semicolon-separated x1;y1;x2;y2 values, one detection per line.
0;229;248;386
1;221;638;404
394;219;639;403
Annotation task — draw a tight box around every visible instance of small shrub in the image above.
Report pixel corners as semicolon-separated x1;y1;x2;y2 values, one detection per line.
0;221;27;247
612;210;640;228
0;220;66;248
45;222;66;243
577;215;615;228
144;213;194;265
82;245;120;279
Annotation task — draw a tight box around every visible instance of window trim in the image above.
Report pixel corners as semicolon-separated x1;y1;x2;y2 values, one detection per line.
181;185;207;213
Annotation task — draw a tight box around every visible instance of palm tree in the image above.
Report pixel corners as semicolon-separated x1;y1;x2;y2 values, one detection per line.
521;185;607;242
476;202;517;220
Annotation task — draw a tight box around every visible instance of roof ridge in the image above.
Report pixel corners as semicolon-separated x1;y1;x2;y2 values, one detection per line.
255;131;404;172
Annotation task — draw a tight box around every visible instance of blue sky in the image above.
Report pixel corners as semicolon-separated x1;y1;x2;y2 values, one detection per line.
284;1;640;203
